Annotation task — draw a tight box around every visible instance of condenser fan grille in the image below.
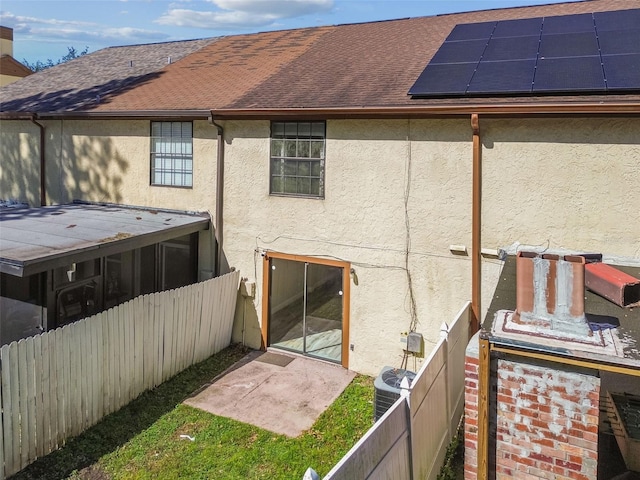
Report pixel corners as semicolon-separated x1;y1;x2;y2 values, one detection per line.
373;366;416;421
381;369;416;389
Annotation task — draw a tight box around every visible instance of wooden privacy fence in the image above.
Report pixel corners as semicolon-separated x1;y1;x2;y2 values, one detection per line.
323;301;471;480
0;271;240;479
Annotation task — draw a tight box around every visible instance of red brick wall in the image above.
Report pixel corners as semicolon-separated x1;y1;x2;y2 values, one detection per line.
465;336;600;479
464;351;479;480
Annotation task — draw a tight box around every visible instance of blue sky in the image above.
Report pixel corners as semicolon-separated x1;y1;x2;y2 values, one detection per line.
2;0;573;64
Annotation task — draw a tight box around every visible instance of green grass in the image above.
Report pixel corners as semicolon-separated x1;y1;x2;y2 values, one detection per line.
12;344;374;480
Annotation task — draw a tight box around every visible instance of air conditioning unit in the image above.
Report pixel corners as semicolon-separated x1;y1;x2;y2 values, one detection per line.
373;366;416;421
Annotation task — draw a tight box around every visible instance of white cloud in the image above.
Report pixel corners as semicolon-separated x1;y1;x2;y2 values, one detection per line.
156;0;333;29
212;0;333;17
0;10;169;45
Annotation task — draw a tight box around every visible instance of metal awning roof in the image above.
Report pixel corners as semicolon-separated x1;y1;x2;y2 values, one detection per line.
0;203;210;277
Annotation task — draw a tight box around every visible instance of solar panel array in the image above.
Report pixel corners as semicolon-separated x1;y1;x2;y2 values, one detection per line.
408;8;640;97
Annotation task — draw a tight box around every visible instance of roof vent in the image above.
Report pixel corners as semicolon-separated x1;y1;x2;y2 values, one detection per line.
515;251;589;334
167;56;172;64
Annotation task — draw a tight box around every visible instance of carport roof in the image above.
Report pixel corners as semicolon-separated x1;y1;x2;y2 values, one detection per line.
0;203;209;277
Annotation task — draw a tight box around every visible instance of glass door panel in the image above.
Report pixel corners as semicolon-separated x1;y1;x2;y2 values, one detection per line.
268;257;343;364
304;263;343;362
269;258;306;352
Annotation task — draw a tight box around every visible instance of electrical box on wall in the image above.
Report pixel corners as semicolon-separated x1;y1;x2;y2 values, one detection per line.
406;332;424;357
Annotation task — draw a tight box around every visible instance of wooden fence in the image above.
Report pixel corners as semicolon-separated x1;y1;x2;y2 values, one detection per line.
324;301;471;480
0;271;240;479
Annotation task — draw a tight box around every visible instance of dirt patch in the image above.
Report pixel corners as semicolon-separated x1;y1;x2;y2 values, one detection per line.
74;465;111;480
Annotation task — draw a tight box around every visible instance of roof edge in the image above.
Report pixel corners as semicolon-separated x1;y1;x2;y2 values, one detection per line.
209;103;640;119
2;103;639;121
0;110;212;120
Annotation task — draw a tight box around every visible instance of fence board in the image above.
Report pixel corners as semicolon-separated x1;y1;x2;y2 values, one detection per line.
33;335;44;459
79;321;88;431
0;273;239;479
124;301;134;404
134;297;144;397
17;340;29;469
0;346;4;480
143;295;153;391
325;397;410;480
447;303;470;437
324;301;472;480
91;316;101;427
1;344;13;478
26;339;37;464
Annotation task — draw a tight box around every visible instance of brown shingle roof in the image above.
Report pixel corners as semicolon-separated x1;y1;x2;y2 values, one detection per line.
0;38;216;113
1;0;639;115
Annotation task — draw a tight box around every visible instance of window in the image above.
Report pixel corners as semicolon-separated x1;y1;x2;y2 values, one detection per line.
150;121;193;187
270;121;325;197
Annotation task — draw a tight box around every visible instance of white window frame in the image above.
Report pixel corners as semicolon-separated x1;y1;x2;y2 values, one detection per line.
150;121;193;188
270;121;325;198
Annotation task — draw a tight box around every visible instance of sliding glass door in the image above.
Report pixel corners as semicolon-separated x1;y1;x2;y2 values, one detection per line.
268;257;344;363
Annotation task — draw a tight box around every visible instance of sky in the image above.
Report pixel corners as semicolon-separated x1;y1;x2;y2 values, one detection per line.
2;0;574;64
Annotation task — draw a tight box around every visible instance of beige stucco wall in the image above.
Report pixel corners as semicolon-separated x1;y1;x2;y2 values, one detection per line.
481;117;640;258
0;120;42;204
2;115;638;376
1;119;218;211
0;36;12;57
223;119;475;375
0;74;23;87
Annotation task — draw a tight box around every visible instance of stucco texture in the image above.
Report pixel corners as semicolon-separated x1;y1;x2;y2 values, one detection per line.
481;117;640;258
2;115;639;376
0;120;42;204
222;119;474;375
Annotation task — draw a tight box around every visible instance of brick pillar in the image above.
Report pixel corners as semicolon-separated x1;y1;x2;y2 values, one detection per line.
464;332;600;480
464;333;480;480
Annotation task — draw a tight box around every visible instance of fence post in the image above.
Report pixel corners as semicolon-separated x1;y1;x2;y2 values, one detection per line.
400;375;414;480
440;322;452;443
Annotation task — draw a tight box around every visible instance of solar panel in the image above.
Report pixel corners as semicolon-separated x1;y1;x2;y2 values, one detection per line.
533;57;605;92
602;54;640;90
598;29;640;56
429;39;488;64
408;8;640;98
539;32;600;58
482;36;539;61
467;60;535;94
542;13;594;35
594;9;640;32
492;17;542;38
446;21;496;41
408;63;477;96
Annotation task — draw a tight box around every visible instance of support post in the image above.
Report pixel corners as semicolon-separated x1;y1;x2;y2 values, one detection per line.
471;113;482;334
477;331;490;480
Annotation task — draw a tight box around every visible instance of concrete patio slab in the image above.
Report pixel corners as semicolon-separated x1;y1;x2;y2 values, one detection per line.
184;350;356;437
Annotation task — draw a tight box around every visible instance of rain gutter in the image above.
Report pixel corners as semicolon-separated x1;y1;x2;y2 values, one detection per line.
0;110;213;121
30;114;46;206
208;102;640;119
471;113;481;335
208;115;225;276
2;102;638;122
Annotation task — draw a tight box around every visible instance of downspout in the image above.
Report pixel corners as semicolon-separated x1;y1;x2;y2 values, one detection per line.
30;115;46;206
208;115;224;276
471;113;481;334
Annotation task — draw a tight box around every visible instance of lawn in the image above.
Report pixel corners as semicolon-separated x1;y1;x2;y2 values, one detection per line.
12;344;374;480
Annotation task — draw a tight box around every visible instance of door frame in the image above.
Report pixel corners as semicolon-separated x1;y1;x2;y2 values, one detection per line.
261;251;350;369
